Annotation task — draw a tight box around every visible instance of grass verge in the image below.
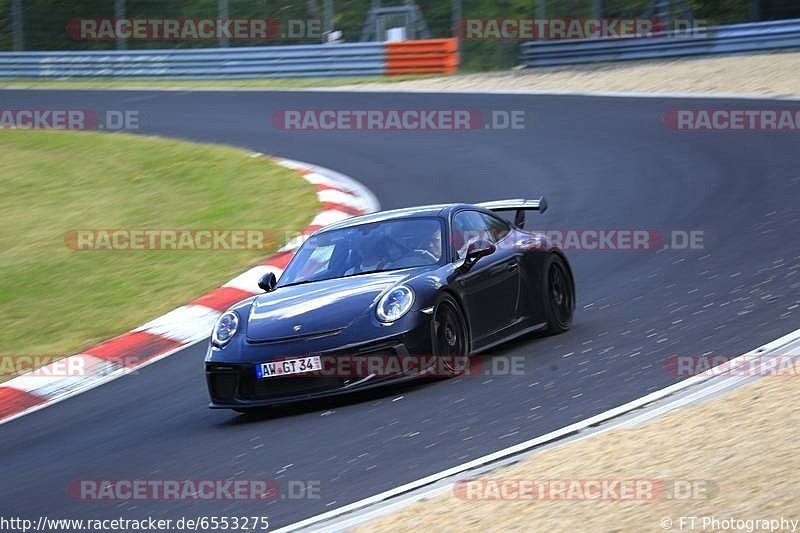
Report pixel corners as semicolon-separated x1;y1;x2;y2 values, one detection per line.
358;365;800;531
0;129;318;364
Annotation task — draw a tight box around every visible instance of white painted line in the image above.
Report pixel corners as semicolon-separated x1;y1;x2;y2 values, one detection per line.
301;86;800;101
0;338;205;426
302;171;353;191
8;86;799;101
317;188;371;212
134;304;222;344
271;159;307;171
310;209;355;228
278;158;381;214
279;234;311;253
273;326;800;533
224;265;284;293
0;158;380;427
619;338;800;428
4;354;119;398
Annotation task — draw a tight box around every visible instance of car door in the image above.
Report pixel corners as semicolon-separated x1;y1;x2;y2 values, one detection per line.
451;210;520;340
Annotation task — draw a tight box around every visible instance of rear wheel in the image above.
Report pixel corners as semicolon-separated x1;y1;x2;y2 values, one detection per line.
543;254;575;334
431;294;470;376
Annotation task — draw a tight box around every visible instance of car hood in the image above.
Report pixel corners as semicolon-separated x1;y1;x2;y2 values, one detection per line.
245;269;423;342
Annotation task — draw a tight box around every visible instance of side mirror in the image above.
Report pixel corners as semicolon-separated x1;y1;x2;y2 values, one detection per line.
464;240;496;266
257;272;277;292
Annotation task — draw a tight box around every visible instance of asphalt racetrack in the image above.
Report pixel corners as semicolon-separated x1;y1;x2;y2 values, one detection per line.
2;89;799;528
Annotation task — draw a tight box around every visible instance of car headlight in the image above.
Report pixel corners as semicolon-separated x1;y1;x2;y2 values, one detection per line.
212;311;239;347
376;286;414;323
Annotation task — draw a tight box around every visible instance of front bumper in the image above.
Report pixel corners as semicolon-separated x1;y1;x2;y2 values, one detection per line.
206;332;432;409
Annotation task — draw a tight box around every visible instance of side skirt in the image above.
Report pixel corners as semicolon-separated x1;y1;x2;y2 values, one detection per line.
472;321;548;354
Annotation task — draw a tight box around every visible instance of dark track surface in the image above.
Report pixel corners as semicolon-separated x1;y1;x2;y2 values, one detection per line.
2;89;799;529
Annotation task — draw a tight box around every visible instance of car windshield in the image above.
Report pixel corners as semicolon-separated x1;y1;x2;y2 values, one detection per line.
279;217;443;286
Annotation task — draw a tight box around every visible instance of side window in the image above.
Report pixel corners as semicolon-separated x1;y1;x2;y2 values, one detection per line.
480;213;511;243
451;211;491;260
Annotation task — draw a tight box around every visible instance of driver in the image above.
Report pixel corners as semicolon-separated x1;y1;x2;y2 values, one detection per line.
414;226;442;262
345;232;389;275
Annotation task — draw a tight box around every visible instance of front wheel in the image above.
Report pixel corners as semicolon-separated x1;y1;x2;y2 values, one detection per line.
431;294;470;375
543;254;575;334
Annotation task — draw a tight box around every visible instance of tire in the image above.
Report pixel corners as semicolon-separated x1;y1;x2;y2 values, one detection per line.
542;254;575;334
430;293;470;376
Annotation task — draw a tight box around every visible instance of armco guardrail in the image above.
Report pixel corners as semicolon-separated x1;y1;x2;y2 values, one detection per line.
0;43;385;78
0;39;458;78
520;18;800;67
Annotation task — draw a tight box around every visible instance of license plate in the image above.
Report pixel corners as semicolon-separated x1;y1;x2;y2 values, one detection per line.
256;356;322;378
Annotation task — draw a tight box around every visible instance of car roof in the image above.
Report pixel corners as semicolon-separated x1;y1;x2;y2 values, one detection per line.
319;203;479;232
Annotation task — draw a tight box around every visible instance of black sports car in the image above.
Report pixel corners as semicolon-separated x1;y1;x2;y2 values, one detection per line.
205;198;575;411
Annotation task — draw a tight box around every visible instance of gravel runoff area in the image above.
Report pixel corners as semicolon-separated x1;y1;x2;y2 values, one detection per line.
357;365;800;532
339;51;800;97
3;51;798;96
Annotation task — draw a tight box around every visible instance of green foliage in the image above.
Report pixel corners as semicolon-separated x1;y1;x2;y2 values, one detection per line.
1;0;798;70
0;0;10;50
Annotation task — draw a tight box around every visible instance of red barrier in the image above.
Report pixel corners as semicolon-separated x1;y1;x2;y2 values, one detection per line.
385;38;459;75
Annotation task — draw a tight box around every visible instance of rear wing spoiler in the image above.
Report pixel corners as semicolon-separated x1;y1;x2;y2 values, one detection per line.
477;197;548;228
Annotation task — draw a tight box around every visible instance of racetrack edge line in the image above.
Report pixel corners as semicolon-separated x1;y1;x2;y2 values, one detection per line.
2;86;799;101
0;157;380;426
273;326;800;533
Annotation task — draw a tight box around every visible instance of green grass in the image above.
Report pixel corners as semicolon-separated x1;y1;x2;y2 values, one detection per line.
0;130;319;360
0;75;431;90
